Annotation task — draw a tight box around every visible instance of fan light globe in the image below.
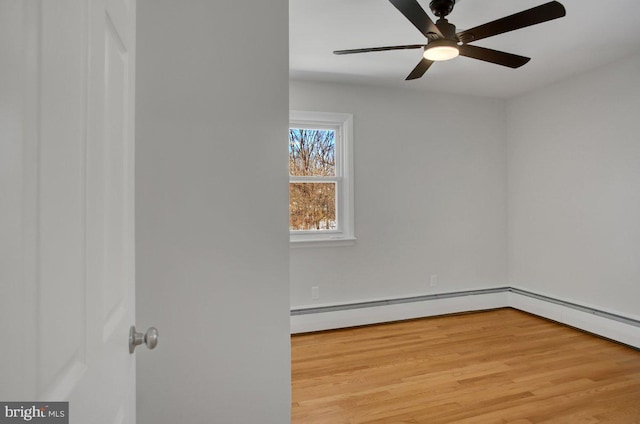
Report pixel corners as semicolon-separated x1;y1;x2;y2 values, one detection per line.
423;40;459;61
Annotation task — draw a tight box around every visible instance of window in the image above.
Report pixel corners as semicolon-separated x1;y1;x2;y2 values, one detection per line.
289;111;354;246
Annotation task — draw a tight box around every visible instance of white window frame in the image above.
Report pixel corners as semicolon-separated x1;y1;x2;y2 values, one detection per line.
289;110;355;247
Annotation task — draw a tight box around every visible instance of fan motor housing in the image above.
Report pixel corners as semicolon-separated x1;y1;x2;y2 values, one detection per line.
435;19;457;40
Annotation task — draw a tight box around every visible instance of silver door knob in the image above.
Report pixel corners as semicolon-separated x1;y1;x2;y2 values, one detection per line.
129;326;159;353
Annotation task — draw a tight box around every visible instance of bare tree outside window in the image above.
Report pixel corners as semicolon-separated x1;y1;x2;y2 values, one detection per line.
289;129;337;231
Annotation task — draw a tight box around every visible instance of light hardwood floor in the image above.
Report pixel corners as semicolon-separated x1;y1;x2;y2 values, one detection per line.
291;308;640;423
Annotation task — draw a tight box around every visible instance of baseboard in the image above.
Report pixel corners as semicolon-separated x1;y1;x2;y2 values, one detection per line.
290;287;640;348
508;289;640;348
290;288;510;334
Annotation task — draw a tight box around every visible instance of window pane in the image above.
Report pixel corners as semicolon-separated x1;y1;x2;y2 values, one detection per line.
289;182;337;231
289;128;335;177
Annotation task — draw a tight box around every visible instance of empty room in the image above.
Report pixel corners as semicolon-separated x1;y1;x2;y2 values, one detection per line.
287;0;640;422
1;0;638;423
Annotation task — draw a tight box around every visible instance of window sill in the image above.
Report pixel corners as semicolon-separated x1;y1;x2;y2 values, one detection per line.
289;236;357;248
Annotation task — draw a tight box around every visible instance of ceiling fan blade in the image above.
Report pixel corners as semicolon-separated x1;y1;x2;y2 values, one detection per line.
406;58;434;80
389;0;443;39
333;44;426;55
456;1;566;43
458;44;530;68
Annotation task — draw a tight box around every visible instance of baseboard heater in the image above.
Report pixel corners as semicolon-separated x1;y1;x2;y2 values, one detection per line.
290;287;640;347
291;287;506;315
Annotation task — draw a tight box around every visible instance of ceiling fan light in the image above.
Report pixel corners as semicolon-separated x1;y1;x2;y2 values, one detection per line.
423;40;459;61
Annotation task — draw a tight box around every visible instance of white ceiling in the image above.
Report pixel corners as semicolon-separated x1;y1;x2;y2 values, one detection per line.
290;0;640;98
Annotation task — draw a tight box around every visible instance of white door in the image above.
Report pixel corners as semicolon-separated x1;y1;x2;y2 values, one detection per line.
0;0;138;422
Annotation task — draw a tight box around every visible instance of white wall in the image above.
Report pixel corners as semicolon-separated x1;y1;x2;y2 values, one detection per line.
135;1;290;423
507;52;640;319
290;81;508;308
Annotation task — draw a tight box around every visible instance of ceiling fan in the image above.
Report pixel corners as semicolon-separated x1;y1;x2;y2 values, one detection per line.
333;0;566;80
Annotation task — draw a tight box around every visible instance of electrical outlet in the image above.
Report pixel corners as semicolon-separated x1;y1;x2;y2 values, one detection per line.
430;274;438;287
311;286;320;300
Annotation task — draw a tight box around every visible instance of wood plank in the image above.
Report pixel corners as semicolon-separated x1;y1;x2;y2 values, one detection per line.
291;308;640;423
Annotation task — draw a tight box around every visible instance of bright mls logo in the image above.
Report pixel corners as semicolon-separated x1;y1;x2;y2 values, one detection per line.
0;403;68;424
